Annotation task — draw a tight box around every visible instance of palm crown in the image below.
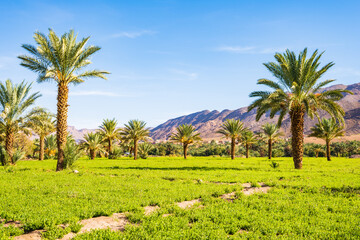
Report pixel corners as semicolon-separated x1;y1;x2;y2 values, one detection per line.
98;118;120;157
217;119;244;159
81;132;105;160
18;29;109;85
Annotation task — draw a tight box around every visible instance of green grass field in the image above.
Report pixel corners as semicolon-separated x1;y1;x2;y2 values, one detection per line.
0;157;359;239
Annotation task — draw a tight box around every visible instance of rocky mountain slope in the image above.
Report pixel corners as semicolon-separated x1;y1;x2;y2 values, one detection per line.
150;82;360;141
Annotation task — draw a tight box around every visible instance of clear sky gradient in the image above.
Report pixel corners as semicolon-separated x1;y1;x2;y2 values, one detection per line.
1;0;360;128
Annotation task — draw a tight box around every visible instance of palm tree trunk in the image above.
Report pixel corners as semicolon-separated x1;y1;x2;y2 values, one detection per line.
5;129;14;164
183;143;188;159
326;140;331;161
246;143;249;158
268;139;272;159
56;83;69;171
290;108;305;169
39;135;45;161
231;138;235;159
108;139;112;158
134;140;138;160
90;149;95;160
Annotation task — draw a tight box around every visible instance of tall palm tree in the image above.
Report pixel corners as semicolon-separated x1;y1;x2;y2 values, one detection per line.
27;108;55;160
217;119;245;159
81;132;105;160
170;124;202;159
248;48;351;169
120;120;151;160
240;130;257;158
19;29;109;171
260;123;282;160
0;80;41;164
309;118;344;161
98;119;120;158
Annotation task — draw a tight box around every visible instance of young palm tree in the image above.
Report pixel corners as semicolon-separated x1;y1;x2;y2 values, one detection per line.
45;134;57;158
19;29;109;171
120;120;151;160
309;118;345;161
260;123;282;160
217;119;245;159
240;130;257;158
0;80;41;164
138;142;154;159
81;132;105;160
170;124;202;159
98;119;120;158
27;108;55;160
248;48;351;169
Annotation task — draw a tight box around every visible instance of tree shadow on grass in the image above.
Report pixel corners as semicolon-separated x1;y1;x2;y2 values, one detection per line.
96;166;259;171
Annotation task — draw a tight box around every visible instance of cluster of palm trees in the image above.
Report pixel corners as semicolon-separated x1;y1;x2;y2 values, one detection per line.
0;28;351;170
81;119;151;160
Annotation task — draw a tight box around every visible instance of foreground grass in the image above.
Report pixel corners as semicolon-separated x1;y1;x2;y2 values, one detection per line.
0;157;359;239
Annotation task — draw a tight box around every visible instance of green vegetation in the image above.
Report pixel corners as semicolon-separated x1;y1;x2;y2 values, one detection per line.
249;48;351;169
259;123;283;160
0;157;359;239
217;119;245;159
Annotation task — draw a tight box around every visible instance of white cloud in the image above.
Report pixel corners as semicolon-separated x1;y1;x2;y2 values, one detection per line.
216;46;286;54
170;69;198;81
110;30;156;39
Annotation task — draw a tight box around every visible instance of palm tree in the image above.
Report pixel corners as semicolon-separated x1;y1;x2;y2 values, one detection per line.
81;132;105;160
120;120;151;160
170;124;202;159
309;118;344;161
27;108;55;160
19;29;109;171
98;119;120;158
138;142;154;159
216;119;245;159
240;130;257;158
0;80;41;164
260;123;282;159
45;134;57;158
248;48;351;169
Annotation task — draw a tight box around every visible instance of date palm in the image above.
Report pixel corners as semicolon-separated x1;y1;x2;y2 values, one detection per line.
249;48;351;169
27;108;55;161
170;124;202;159
120;120;151;160
260;123;282;159
0;80;41;164
240;130;257;158
309;118;344;161
81;132;105;160
19;29;109;171
217;119;244;159
98;119;120;158
45;134;57;158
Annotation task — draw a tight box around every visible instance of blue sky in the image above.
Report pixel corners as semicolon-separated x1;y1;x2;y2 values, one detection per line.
1;0;360;129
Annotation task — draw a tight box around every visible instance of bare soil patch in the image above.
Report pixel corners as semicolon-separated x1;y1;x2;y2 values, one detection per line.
14;230;44;240
177;199;201;209
78;213;128;233
144;206;160;215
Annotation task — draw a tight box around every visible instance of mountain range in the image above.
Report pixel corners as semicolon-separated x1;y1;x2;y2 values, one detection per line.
68;82;360;142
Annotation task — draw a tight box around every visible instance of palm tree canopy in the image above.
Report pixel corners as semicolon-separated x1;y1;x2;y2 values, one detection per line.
120;120;151;142
248;48;352;126
18;29;109;85
260;123;283;141
217;119;245;139
81;132;105;151
0;79;41;133
98;118;120;141
241;130;257;145
27;108;55;137
170;124;202;145
309;118;345;141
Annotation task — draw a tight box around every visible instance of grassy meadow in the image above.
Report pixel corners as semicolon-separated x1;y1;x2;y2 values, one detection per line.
0;156;359;239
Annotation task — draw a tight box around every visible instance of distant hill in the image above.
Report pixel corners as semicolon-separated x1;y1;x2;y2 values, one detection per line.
67;126;96;142
150;82;360;141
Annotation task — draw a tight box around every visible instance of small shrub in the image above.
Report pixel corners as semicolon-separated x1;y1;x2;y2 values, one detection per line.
270;161;280;169
63;139;82;169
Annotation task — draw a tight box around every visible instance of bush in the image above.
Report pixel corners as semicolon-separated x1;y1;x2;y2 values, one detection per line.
138;142;154;159
108;147;123;159
63;140;82;169
270;161;280;169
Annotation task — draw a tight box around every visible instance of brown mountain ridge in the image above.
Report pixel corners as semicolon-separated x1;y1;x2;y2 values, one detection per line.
150;82;360;141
